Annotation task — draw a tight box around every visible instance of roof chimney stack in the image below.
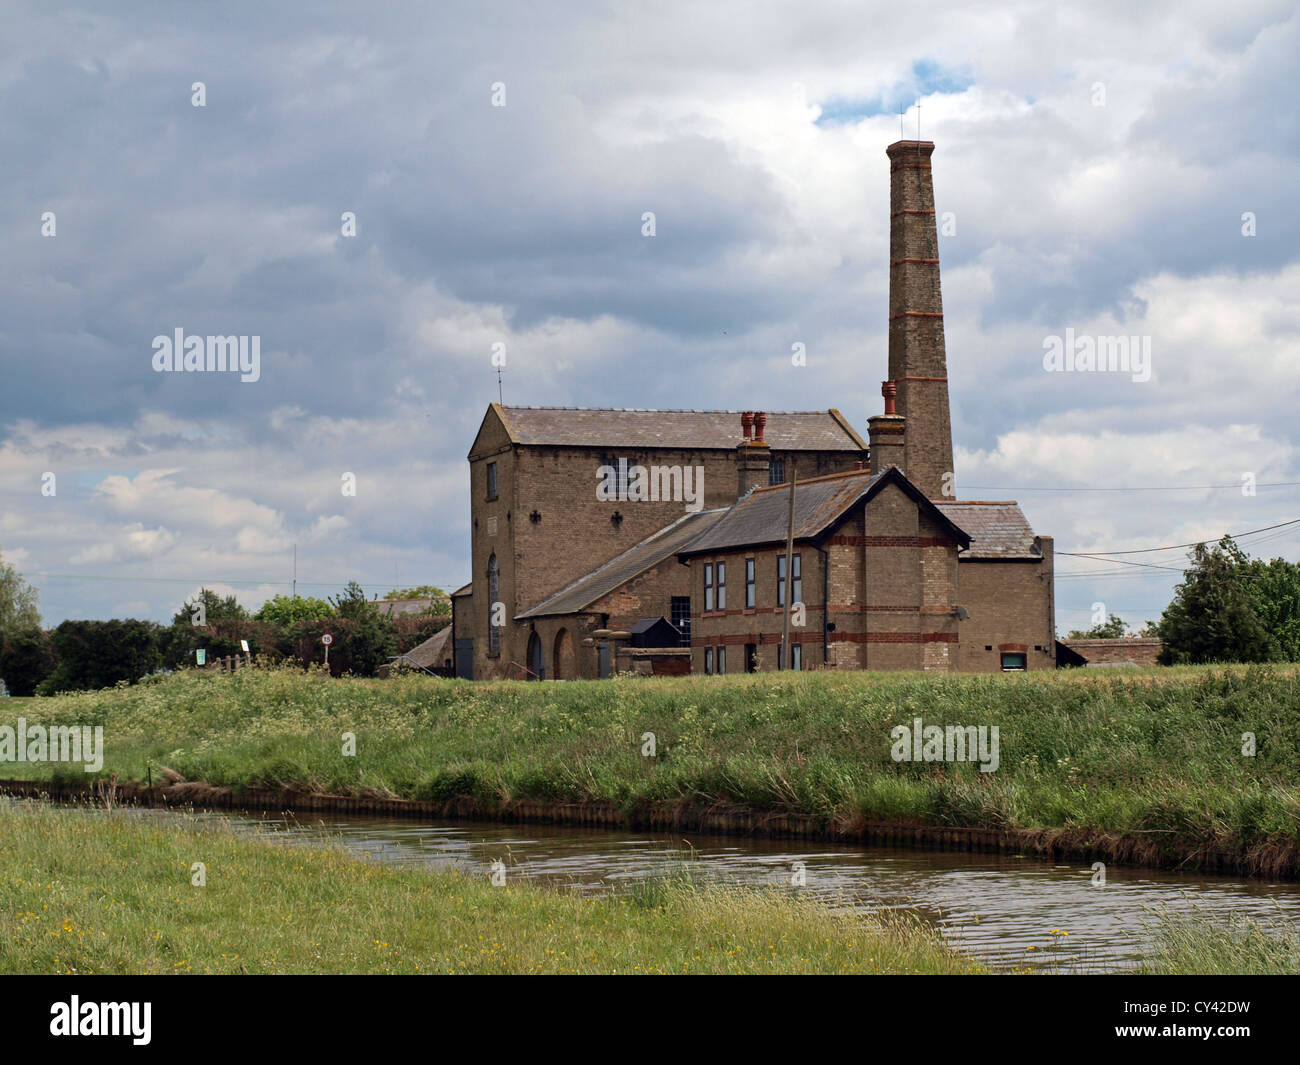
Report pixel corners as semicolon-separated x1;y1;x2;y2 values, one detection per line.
885;140;953;499
867;381;906;474
736;411;771;498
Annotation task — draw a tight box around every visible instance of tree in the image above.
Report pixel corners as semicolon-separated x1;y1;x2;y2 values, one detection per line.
326;581;396;676
171;588;247;627
0;552;41;635
161;588;255;669
1156;537;1276;664
0;627;56;696
254;593;335;627
37;619;164;694
1243;555;1300;661
384;585;447;600
383;585;451;617
1067;614;1130;639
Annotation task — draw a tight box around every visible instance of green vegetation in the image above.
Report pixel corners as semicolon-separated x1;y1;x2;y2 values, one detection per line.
0;551;41;634
0;579;452;695
1139;905;1300;975
0;802;975;974
3;664;1299;872
1158;536;1300;664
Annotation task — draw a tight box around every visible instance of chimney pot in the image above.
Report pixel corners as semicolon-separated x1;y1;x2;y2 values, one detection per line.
741;411;753;440
754;411;766;442
882;380;897;416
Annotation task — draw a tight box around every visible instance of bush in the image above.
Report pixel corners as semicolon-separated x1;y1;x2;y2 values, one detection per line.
0;627;56;696
36;619;164;694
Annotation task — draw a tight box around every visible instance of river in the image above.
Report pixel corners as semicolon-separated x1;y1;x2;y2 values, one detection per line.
114;805;1300;973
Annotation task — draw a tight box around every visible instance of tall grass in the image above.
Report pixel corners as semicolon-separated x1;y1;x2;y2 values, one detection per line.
3;664;1299;869
1139;904;1300;974
0;801;978;974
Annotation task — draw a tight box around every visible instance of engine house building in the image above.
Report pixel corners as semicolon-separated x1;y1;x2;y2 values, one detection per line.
450;140;1056;679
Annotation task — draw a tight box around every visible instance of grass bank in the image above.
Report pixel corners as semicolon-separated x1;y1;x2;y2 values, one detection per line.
3;664;1299;874
0;801;976;974
1137;905;1300;975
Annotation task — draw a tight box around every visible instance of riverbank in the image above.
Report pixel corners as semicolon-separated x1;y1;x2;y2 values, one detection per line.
3;664;1298;876
0;801;978;975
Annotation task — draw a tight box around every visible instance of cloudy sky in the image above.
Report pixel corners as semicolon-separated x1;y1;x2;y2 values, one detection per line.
2;0;1297;634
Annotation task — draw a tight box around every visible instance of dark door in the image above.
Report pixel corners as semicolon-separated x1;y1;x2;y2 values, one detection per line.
454;639;474;679
745;643;757;673
527;632;545;679
598;643;611;679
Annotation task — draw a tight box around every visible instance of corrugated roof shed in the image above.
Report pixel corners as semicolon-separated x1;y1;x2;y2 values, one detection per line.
516;509;726;619
493;405;867;451
935;502;1041;559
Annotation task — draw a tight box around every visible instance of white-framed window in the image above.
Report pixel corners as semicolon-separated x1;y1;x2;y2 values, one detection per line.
703;563;714;612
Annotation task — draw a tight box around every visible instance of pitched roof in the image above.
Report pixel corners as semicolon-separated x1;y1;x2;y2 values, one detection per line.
490;405;867;451
400;625;452;669
516;509;727;619
934;502;1041;559
677;466;970;557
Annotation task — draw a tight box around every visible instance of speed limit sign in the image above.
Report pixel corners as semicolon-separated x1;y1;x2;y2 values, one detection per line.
321;634;333;645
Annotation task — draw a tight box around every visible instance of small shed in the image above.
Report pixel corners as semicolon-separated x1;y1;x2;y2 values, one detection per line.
628;616;682;649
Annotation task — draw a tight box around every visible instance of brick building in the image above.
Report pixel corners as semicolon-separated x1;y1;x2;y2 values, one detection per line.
451;139;1056;678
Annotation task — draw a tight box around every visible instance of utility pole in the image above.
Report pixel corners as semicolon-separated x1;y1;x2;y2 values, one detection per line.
292;544;297;600
780;463;797;669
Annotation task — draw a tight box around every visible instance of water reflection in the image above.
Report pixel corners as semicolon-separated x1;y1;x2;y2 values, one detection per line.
123;807;1300;972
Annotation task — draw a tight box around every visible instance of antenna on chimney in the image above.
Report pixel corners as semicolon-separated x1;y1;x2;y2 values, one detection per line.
497;364;503;404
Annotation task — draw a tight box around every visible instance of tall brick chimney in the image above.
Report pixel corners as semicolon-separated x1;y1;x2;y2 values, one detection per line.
867;381;906;473
736;410;771;497
886;140;954;499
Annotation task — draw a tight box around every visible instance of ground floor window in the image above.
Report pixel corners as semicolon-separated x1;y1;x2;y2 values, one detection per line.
1001;652;1026;671
717;646;726;674
704;647;713;674
791;643;802;670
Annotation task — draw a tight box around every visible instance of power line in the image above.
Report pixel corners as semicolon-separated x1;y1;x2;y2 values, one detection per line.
1059;518;1300;557
965;481;1300;493
30;573;457;591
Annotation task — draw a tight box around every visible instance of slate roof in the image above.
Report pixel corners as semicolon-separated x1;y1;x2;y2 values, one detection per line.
677;466;970;557
935;502;1041;559
402;625;453;669
516;509;727;619
493;405;867;451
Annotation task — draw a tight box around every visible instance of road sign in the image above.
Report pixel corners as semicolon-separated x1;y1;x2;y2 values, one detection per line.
321;634;333;646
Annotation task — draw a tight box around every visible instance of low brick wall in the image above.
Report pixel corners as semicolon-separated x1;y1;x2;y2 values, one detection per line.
1059;637;1163;667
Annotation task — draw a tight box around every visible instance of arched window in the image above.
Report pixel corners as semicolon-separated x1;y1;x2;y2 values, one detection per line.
488;554;500;653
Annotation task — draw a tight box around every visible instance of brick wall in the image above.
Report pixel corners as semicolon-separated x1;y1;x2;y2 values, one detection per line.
952;538;1055;672
1061;637;1162;667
